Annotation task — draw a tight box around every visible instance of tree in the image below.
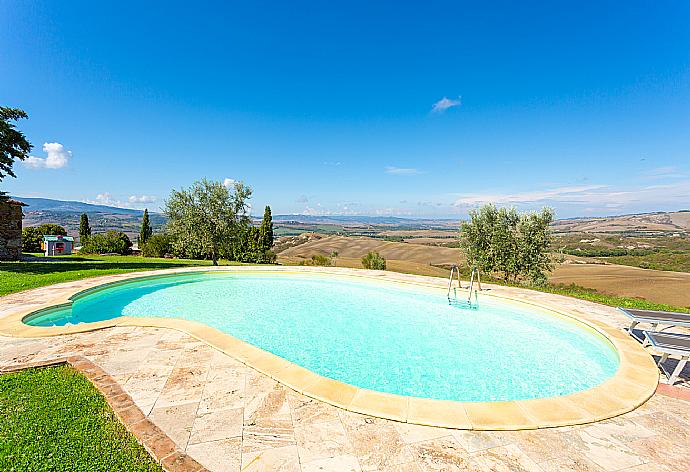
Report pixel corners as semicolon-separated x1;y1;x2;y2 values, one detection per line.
362;251;386;270
164;178;252;265
140;208;152;245
330;250;339;267
258;205;274;252
37;223;67;236
460;204;554;284
79;213;91;243
0;107;32;197
516;208;555;285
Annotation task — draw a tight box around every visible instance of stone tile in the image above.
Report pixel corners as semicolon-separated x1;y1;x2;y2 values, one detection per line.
198;367;246;414
502;429;577;463
407;437;475;471
626;435;690;471
149;401;199;449
186;437;241;472
589;416;656;444
295;419;353;463
188;407;243;445
538;455;606;472
245;377;292;426
562;428;644;471
630;412;689;444
449;430;512;453
156;366;209;407
301;454;362;472
242;444;301;472
393;423;450;445
288;391;341;426
339;411;414;471
470;444;542;472
243;423;296;454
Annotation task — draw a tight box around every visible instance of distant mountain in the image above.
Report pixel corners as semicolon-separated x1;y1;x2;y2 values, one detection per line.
272;214;458;226
16;196;164;241
14;197;143;215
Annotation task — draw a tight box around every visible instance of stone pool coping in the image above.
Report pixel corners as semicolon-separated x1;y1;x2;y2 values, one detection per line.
1;356;208;472
0;266;659;430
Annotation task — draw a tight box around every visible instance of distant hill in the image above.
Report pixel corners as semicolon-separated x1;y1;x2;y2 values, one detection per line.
14;196;690;238
15;196;164;241
552;211;690;234
15;197;143;215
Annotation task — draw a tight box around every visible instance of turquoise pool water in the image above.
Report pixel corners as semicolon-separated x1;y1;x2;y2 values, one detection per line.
25;272;619;402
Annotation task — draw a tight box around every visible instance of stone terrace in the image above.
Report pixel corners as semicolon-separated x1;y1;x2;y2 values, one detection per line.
1;325;688;471
0;269;689;471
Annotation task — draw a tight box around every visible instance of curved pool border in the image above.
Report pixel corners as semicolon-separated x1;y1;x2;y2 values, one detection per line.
0;266;659;430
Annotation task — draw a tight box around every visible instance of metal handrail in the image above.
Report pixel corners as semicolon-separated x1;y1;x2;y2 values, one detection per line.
446;264;462;300
467;267;482;303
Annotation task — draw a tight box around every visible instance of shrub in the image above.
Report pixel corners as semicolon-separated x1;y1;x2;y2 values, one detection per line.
299;254;331;266
361;251;386;270
21;227;42;252
141;234;172;258
79;231;132;255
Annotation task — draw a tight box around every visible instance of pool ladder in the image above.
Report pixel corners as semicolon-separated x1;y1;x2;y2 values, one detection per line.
447;265;480;308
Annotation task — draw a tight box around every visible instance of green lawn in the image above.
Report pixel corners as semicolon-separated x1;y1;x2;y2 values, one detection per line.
0;254;244;297
0;365;161;471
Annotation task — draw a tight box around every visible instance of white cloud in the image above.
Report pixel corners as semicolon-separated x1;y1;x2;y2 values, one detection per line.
385;166;420;175
128;195;157;203
85;193;126;208
431;96;461;113
453;181;690;210
24;142;72;169
223;178;236;188
453;185;608;206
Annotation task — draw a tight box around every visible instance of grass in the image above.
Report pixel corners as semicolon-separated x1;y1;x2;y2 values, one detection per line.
604;251;690;273
0;364;161;471
0;253;243;297
529;282;690;314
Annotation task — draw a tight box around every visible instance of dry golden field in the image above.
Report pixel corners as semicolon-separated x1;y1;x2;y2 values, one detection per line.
551;262;690;307
277;234;690;307
278;235;462;266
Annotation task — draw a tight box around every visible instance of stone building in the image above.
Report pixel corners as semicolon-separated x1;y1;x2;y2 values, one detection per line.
0;198;26;261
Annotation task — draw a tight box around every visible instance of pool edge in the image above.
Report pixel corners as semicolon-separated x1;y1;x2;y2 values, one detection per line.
0;265;659;430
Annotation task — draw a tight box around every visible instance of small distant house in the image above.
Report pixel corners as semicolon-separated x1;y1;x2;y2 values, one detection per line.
0;198;26;261
42;235;74;256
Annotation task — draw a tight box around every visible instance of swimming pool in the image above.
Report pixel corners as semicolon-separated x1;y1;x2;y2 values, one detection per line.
24;271;619;403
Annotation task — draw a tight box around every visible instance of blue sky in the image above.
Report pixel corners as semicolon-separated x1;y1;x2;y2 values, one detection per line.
1;1;689;218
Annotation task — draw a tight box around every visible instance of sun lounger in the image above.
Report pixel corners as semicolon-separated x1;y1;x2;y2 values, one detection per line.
618;308;690;340
643;331;690;385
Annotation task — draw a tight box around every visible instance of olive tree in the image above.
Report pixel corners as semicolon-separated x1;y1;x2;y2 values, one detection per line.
164;178;251;265
460;204;554;284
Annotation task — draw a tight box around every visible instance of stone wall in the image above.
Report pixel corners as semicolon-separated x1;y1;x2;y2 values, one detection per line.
0;200;24;261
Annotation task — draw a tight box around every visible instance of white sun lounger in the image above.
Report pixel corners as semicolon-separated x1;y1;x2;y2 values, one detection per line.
643;331;690;385
619;308;690;342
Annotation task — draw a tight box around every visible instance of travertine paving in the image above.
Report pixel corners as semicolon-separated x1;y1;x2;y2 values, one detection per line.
1;268;688;471
0;325;688;471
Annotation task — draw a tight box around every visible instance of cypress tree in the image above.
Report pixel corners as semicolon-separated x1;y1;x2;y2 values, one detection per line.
140;208;152;245
259;205;274;251
79;213;91;243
